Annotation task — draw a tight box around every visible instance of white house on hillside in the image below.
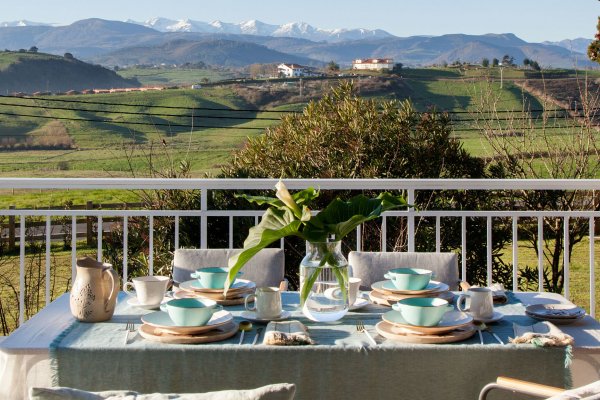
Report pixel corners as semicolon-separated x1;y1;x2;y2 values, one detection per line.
277;63;310;77
352;58;394;71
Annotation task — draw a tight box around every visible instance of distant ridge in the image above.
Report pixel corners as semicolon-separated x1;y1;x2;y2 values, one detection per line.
0;19;595;69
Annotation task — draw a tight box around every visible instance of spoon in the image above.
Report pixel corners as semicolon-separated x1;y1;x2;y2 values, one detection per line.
238;320;253;345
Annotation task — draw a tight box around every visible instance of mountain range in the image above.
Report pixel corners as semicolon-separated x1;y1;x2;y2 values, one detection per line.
0;18;594;69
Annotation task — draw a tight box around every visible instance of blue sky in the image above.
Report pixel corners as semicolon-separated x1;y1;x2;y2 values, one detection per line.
2;0;598;42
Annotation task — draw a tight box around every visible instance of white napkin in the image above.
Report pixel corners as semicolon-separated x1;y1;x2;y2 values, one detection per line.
262;321;314;345
489;283;508;304
511;321;574;347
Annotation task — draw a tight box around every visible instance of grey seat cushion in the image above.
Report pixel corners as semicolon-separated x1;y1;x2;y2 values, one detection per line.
172;248;284;288
348;251;459;290
30;383;296;400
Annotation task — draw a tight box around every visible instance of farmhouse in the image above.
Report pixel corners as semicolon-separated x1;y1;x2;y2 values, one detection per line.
352;58;394;71
277;63;311;77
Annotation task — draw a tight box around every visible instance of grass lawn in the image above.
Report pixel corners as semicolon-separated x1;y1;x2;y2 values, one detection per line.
116;67;235;86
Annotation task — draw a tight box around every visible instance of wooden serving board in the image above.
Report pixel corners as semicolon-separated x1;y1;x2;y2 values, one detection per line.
369;289;455;306
375;321;476;344
139;321;238;344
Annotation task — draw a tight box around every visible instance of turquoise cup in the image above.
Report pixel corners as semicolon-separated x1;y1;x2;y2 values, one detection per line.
392;297;453;326
190;267;242;289
384;268;432;290
161;298;222;326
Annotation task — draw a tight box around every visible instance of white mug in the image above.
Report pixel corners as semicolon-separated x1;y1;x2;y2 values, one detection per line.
457;287;494;319
245;287;282;319
124;275;170;306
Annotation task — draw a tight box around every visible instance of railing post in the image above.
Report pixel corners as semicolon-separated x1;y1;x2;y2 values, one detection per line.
200;188;208;249
407;189;415;252
9;205;15;251
86;201;93;246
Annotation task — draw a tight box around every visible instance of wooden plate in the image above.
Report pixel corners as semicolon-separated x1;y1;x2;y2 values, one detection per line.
179;279;256;294
139;321;238;344
372;280;449;295
369;289;454;306
176;287;254;300
375;321;476;344
141;310;233;335
382;310;473;335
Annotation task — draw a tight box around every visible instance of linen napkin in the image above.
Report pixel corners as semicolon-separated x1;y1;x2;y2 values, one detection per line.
262;320;315;345
511;321;574;347
489;283;508;304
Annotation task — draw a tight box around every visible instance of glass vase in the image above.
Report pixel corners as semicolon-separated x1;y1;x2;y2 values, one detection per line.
299;241;349;322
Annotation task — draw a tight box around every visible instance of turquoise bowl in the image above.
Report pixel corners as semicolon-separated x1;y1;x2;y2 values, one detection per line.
384;268;432;290
392;297;453;327
162;298;222;326
190;267;242;289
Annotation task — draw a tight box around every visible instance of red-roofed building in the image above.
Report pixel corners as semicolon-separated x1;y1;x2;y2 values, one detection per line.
352;58;394;71
277;63;310;77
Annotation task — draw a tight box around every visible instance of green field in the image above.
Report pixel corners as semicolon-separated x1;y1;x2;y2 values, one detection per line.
0;67;597;205
116;67;236;86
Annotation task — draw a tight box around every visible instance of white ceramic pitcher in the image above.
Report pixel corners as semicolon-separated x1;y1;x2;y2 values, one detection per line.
69;257;118;322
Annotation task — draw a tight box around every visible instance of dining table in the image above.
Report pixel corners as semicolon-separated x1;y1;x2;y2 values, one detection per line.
1;290;599;400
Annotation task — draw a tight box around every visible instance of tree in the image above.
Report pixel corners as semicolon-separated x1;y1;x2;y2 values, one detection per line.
392;63;403;73
64;52;74;60
221;82;511;287
530;60;541;71
481;58;490;68
523;58;530;67
28;46;38;53
326;60;340;72
588;16;600;63
475;79;600;293
492;58;499;67
501;54;514;66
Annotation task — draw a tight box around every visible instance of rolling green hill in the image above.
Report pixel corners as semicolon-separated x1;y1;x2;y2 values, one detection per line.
0;68;597;182
0;50;139;93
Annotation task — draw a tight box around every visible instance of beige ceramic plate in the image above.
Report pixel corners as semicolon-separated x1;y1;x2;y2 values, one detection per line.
179;279;255;294
382;310;473;335
141;309;233;335
139;321;238;344
375;320;475;344
173;290;253;306
369;289;454;306
371;280;449;295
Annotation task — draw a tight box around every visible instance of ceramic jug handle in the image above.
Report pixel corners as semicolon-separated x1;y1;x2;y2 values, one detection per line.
103;267;118;313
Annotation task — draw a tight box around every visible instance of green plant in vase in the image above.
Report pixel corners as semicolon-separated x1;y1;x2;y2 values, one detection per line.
226;180;408;321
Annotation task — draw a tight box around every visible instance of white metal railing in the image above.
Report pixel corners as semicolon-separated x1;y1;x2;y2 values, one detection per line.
1;178;599;326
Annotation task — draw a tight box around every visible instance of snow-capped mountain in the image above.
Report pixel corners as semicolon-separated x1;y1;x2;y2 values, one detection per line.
129;18;393;42
0;20;53;27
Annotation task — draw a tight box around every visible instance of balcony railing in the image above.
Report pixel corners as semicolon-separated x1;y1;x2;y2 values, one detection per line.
1;178;599;328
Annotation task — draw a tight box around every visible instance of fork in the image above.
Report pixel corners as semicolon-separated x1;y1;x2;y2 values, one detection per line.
252;327;264;345
124;321;135;345
356;321;377;346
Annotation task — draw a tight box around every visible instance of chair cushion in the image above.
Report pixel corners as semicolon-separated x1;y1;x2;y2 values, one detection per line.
348;251;459;290
30;383;296;400
172;248;284;288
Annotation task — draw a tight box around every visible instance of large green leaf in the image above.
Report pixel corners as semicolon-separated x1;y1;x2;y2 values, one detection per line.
225;207;305;292
310;193;408;240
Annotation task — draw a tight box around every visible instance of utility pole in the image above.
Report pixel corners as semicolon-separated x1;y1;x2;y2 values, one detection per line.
499;63;504;89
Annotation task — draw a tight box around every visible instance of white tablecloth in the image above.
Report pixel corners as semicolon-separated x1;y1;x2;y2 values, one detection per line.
1;292;599;400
